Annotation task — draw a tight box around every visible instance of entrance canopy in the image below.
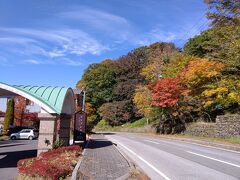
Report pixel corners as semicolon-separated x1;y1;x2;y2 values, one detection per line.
0;82;75;115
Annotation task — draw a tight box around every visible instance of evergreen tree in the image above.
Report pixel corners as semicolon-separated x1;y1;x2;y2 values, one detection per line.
4;99;14;132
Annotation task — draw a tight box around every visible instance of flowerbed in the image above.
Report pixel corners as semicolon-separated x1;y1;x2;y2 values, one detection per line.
18;145;81;180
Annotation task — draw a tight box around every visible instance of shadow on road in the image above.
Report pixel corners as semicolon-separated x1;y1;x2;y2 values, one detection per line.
98;132;116;135
86;139;113;149
0;149;37;168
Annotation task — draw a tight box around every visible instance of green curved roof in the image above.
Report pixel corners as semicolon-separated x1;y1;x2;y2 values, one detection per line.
0;82;72;114
14;85;69;114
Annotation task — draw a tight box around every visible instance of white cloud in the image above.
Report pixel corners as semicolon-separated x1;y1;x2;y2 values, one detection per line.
0;27;108;65
24;59;43;65
59;58;83;66
0;28;108;56
57;7;133;41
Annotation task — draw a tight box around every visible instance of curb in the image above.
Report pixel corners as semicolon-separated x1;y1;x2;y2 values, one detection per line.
71;139;91;180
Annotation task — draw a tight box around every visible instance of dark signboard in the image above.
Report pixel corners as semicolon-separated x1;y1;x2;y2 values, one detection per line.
74;112;86;141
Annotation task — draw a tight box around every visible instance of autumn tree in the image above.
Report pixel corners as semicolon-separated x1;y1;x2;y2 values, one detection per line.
99;100;133;126
85;102;99;132
152;77;189;108
14;96;27;126
184;26;240;71
180;59;225;89
113;46;148;100
140;43;178;82
202;75;240;113
162;53;194;78
133;85;158;122
204;0;240;27
180;59;226;120
151;78;191;133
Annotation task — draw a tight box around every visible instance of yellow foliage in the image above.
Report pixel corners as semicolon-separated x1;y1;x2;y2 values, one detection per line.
76;80;85;89
181;59;224;87
133;85;156;118
202;76;240;108
204;100;214;108
203;87;228;97
228;92;240;102
140;63;162;82
85;102;95;115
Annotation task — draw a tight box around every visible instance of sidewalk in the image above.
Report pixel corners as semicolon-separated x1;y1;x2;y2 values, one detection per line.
77;133;130;180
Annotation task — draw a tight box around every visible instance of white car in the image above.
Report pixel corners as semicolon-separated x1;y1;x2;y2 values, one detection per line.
10;129;38;140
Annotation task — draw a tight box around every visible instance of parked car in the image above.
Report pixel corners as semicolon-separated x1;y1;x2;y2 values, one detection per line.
6;125;36;136
10;129;38;140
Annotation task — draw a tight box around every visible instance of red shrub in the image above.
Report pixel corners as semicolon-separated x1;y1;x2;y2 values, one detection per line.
18;145;81;180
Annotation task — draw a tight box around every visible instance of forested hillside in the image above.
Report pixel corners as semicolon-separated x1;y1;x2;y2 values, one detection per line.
77;0;240;133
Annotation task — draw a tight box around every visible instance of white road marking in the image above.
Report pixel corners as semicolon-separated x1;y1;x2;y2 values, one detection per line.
0;155;6;160
109;137;171;180
187;151;240;168
0;143;23;147
183;141;240;154
145;137;240;154
144;139;160;144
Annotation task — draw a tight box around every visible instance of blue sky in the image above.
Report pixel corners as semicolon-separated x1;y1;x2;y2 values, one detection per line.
0;0;209;89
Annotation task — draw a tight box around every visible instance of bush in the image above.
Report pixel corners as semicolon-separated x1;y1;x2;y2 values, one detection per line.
52;139;65;149
18;145;81;180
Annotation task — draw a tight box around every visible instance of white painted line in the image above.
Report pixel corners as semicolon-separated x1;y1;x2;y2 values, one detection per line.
0;155;6;160
183;141;240;154
109;137;171;180
148;138;240;154
144;139;160;144
187;151;240;168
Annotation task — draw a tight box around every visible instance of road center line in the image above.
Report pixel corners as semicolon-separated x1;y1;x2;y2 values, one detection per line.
187;151;240;168
144;139;160;144
109;137;171;180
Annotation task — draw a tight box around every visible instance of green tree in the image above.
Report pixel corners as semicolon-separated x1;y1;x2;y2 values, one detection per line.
4;99;14;132
162;53;194;78
184;26;240;71
77;59;117;108
204;0;240;27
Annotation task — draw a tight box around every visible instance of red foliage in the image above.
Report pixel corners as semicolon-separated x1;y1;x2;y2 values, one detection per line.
14;96;27;125
18;145;81;180
151;77;189;107
23;113;38;121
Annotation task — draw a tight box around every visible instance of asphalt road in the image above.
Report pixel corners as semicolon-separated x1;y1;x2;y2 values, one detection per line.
104;133;240;180
0;139;37;180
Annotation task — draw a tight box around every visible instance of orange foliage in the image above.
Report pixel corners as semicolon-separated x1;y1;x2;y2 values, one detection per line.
180;59;224;87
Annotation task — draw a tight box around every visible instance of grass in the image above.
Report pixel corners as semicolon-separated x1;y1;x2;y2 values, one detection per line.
94;118;147;132
122;118;147;128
